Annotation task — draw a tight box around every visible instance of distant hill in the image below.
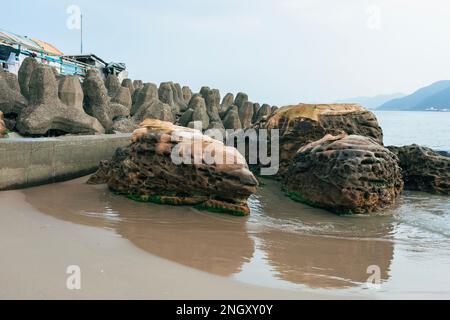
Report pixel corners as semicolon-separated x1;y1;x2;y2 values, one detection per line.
335;93;405;109
414;86;450;110
379;80;450;111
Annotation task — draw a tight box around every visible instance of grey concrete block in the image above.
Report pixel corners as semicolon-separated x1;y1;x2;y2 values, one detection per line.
0;133;131;190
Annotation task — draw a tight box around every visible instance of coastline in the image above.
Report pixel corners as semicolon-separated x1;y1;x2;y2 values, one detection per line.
0;188;345;300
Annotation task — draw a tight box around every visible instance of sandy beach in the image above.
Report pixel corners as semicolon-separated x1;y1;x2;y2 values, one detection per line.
0;186;342;300
2;176;449;299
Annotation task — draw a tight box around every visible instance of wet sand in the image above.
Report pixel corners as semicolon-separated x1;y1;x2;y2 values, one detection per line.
1;176;449;299
0;187;338;299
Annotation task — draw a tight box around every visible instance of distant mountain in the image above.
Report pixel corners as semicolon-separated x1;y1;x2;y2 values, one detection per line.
335;93;405;109
414;86;450;110
379;80;450;111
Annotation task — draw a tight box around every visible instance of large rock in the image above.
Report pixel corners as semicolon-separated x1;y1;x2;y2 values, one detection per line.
2;71;21;92
257;103;384;176
158;82;177;114
388;145;450;195
199;86;210;98
178;108;194;127
121;78;134;96
0;70;27;116
182;86;192;103
112;117;138;133
0;111;7;137
189;95;209;129
158;81;187;116
252;103;261;123
201;87;222;124
105;74;120;97
222;105;242;130
239;101;254;129
131;83;159;115
284;134;403;214
173;83;188;112
112;86;132;110
234;92;248;109
17;66;104;135
220;93;234;115
131;80;144;105
18;57;39;99
133;80;144;91
253;103;271;124
88;119;258;215
58;76;84;110
132;99;174;123
83;70;129;132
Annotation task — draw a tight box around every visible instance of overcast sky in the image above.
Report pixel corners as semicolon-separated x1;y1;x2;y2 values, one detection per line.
3;0;450;105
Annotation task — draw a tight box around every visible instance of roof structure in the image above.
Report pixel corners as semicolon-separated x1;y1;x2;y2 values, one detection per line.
0;28;64;56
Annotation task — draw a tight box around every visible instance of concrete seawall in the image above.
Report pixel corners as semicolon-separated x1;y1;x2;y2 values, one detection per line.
0;133;131;190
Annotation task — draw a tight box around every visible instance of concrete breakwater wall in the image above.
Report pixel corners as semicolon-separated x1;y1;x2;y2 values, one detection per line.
0;133;131;190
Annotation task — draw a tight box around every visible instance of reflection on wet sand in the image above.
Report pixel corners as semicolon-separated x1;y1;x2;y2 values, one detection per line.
23;177;254;276
249;179;395;288
23;176;395;289
257;230;393;288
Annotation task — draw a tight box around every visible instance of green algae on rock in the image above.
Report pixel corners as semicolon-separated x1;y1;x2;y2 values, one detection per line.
88;119;258;216
283;134;403;215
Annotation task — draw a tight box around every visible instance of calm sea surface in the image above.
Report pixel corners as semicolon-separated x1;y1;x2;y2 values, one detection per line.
375;111;450;151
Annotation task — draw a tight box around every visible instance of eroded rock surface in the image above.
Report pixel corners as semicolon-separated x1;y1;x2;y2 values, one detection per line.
388;145;450;195
88;119;258;215
284;134;403;214
0;111;7;137
256;103;384;176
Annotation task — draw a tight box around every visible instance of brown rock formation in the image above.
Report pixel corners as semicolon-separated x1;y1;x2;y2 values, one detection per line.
88;119;258;215
388;145;450;195
257;103;384;176
0;111;7;137
284;134;403;214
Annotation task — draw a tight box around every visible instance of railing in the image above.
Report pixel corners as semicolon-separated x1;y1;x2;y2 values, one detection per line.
1;39;96;78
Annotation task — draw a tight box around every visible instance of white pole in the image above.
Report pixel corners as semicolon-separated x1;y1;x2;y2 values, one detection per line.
80;12;83;54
